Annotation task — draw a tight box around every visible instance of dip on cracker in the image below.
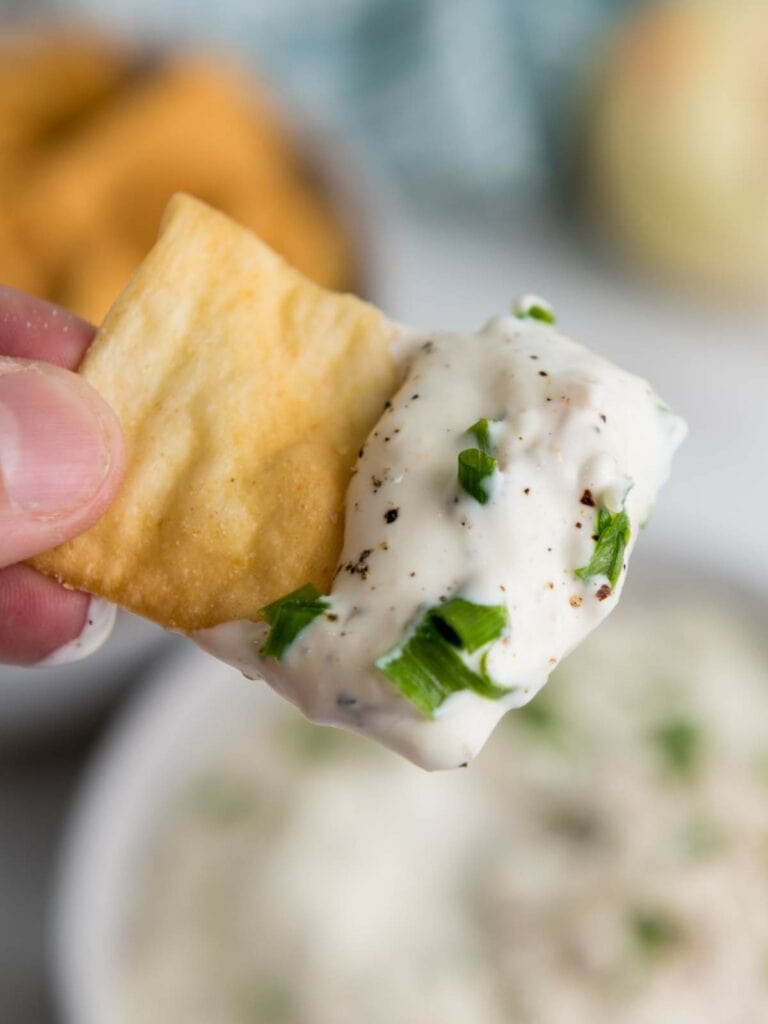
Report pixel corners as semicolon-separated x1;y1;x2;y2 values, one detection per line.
33;195;686;769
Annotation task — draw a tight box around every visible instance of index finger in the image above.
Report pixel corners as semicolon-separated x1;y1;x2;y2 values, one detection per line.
0;284;96;369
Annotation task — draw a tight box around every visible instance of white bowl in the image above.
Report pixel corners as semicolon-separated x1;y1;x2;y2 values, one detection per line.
53;552;768;1024
53;645;261;1024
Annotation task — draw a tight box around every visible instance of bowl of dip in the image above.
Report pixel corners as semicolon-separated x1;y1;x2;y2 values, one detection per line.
52;559;768;1023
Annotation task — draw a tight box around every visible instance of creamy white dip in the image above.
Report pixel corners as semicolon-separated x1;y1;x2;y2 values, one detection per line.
195;302;685;769
123;591;768;1024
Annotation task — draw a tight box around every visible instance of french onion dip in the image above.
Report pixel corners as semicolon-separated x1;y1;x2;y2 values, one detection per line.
194;299;685;769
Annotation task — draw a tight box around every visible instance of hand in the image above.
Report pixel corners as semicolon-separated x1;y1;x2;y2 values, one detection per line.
0;285;124;666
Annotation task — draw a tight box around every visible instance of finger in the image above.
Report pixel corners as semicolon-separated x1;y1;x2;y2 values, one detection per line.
0;563;89;665
36;596;117;667
0;284;95;369
0;358;125;567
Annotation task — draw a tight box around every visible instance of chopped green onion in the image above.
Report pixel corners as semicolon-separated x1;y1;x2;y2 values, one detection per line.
260;584;329;660
575;506;630;589
653;715;703;780
376;598;509;716
466;418;495;455
476;649;513;700
512;294;556;325
378;620;482;716
630;908;684;957
458;448;497;504
429;597;508;653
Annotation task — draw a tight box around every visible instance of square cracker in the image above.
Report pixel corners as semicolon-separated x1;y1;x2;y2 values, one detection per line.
32;194;400;630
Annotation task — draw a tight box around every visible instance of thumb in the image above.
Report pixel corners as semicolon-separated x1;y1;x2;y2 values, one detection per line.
0;357;124;568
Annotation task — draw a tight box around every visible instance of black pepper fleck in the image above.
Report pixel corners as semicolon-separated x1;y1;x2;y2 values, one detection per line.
600;413;607;423
596;584;612;602
524;487;530;495
326;613;339;622
539;370;548;377
345;549;373;579
575;522;582;529
384;508;399;524
580;488;595;507
411;393;420;399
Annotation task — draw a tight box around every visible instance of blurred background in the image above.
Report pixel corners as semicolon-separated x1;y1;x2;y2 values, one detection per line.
0;0;766;1021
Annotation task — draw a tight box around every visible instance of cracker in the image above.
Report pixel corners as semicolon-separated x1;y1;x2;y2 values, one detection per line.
32;194;400;630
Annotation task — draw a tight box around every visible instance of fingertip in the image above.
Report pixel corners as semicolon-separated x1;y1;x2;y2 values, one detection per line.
0;564;91;665
0;361;126;566
36;596;117;667
0;285;95;369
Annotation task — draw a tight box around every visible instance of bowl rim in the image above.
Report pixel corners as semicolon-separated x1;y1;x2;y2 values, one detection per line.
52;645;264;1024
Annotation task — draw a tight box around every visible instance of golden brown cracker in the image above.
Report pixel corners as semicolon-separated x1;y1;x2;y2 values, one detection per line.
32;194;399;630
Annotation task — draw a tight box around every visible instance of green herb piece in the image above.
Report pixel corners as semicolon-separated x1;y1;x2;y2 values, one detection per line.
378;620;484;716
260;584;329;659
513;294;556;324
575;506;630;589
458;448;497;504
429;597;508;653
376;598;510;716
472;651;511;701
630;908;684;957
653;715;703;780
466;418;496;455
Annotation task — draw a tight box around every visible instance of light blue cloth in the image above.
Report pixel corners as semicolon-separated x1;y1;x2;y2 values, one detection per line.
44;0;639;205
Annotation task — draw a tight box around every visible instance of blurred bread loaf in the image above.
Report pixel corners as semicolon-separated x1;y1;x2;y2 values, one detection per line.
0;31;354;322
588;0;768;300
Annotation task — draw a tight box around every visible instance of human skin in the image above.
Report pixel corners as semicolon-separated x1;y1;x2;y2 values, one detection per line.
0;285;124;665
